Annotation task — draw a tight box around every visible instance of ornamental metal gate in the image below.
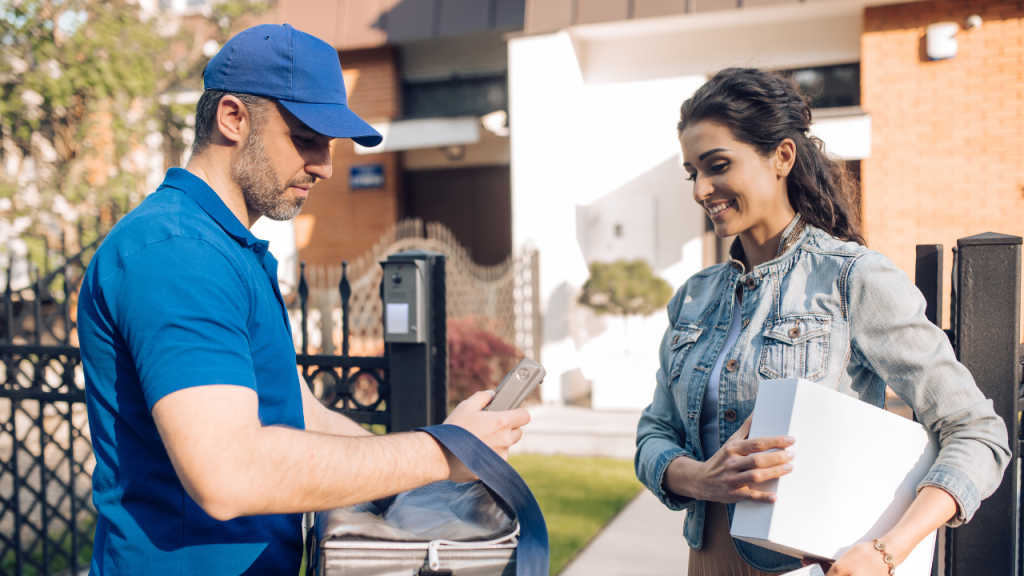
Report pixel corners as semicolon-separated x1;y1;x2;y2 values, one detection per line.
0;240;99;576
294;253;449;433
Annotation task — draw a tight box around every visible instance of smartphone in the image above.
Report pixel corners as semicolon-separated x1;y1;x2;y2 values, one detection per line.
485;358;546;411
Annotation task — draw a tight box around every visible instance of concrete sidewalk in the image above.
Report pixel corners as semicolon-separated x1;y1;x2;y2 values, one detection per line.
560;489;689;576
511;405;642;459
512;405;689;574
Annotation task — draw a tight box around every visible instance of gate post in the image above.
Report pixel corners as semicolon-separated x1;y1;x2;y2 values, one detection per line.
383;250;448;432
915;244;944;328
949;232;1021;575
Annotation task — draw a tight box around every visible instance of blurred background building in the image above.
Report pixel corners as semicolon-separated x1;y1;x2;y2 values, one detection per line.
508;0;1021;408
231;0;1021;409
257;0;525;281
25;0;1014;409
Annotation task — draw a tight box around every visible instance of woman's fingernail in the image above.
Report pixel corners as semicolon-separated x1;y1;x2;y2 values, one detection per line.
782;463;794;471
769;494;777;502
786;451;795;460
784;436;795;444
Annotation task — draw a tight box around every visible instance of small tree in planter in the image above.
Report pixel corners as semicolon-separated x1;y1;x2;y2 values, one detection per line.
578;260;673;353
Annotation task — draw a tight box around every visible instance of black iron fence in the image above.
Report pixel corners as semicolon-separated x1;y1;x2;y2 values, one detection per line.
294;252;449;433
296;261;392;430
914;234;1022;576
0;237;102;576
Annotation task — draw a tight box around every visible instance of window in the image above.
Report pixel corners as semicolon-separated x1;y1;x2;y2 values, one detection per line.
785;64;860;109
402;74;508;119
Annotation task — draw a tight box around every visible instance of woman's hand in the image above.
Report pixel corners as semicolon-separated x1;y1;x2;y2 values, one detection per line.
801;541;889;575
664;415;796;503
800;486;955;575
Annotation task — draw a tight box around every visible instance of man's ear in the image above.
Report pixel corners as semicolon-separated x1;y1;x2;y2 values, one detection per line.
213;95;250;147
775;138;797;178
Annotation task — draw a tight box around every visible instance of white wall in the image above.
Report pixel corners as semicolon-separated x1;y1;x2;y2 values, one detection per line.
251;218;298;295
508;1;866;408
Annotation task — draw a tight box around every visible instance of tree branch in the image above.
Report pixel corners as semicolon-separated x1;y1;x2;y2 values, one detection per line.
154;23;210;94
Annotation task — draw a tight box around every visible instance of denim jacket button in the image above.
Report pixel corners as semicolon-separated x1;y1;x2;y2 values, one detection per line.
724;409;738;422
745;277;757;290
742;318;750;329
673;335;679;345
725;359;739;372
789;326;801;338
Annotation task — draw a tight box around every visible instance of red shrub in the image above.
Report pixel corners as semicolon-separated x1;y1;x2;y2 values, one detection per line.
447;317;523;409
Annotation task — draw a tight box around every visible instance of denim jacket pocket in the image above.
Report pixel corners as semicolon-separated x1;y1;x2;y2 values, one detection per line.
669;322;705;379
758;314;831;381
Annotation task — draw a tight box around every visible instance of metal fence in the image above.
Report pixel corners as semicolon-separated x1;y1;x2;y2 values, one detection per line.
296;219;541;362
0;238;101;576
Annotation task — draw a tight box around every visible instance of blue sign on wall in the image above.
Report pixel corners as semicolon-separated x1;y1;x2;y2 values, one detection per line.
349;164;385;190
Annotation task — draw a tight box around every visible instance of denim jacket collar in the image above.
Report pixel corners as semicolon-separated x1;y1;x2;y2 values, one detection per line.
726;213;807;277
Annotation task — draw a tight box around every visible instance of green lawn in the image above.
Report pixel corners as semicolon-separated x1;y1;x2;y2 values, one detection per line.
510;454;643;575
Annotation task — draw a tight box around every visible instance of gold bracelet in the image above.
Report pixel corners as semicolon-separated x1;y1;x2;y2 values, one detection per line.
873;540;896;575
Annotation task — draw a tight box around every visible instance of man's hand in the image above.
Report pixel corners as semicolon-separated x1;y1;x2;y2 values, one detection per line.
440;391;531;483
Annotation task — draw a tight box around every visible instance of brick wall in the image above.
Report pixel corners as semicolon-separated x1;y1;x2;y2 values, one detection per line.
296;47;402;266
862;0;1024;328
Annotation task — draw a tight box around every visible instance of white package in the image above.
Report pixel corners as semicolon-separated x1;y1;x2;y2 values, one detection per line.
730;378;938;576
783;565;824;576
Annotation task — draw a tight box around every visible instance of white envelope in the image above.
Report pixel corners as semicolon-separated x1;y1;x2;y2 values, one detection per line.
730;378;938;576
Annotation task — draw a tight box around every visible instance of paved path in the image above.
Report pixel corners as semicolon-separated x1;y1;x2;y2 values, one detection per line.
512;405;689;574
560;489;689;576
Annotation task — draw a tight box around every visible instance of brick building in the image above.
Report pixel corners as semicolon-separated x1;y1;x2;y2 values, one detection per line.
292;47;404;267
861;0;1024;323
263;0;526;275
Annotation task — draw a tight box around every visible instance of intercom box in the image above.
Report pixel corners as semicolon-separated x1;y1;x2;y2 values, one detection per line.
730;378;938;576
381;260;428;344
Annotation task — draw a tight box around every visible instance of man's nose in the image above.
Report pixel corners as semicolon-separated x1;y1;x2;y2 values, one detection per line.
307;144;333;181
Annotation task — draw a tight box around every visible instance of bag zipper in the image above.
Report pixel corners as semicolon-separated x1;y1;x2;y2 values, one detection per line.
427;524;521;570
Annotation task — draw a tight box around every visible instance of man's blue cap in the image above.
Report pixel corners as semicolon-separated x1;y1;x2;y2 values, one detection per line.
204;24;382;147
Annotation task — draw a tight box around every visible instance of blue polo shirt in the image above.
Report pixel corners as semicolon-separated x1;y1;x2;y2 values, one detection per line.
79;168;306;575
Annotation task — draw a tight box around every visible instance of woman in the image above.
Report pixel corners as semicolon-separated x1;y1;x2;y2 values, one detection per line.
635;68;1010;575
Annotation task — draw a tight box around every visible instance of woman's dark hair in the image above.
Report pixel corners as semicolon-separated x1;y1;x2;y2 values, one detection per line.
678;68;865;246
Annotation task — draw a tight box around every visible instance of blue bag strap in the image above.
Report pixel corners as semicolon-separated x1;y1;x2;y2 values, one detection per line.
418;424;549;576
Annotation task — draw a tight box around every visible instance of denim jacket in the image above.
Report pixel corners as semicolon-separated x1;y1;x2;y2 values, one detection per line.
635;217;1011;573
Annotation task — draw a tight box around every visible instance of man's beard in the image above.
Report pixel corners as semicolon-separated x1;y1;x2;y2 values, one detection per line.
231;124;311;222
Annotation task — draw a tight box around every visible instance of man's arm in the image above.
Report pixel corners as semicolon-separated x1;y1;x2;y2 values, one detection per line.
298;371;374;437
152;385;526;521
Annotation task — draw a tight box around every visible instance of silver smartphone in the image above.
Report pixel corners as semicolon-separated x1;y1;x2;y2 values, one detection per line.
485;358;546;411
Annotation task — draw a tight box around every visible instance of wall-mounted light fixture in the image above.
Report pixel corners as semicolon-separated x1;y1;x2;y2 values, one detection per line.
926;22;959;60
441;145;466;161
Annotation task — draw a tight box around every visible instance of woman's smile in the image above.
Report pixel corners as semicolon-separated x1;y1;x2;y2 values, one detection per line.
707;199;735;219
